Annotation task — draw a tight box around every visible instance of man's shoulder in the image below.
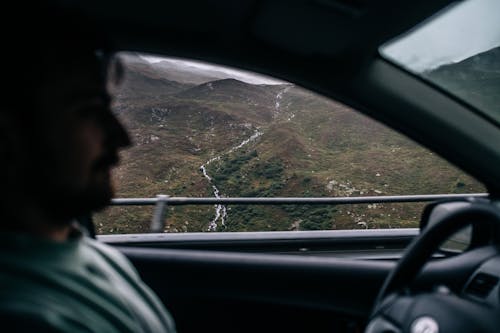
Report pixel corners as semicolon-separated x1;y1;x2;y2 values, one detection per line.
81;236;141;280
0;236;176;333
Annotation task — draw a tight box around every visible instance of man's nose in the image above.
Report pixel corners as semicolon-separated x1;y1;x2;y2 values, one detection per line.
104;112;132;149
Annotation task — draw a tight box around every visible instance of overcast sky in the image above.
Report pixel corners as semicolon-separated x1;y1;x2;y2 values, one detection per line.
142;55;286;85
381;0;500;72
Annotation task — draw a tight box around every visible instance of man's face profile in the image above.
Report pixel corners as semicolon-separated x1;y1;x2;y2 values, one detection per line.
28;57;131;221
0;8;132;234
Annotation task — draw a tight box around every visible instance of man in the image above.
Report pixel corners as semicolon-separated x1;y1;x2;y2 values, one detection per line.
0;5;176;332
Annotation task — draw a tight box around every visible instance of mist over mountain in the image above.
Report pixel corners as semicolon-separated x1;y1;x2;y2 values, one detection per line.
95;53;485;234
116;53;194;100
151;60;255;85
425;46;500;114
120;53;220;85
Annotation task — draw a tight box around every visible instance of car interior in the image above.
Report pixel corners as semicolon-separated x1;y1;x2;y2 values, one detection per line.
42;0;500;332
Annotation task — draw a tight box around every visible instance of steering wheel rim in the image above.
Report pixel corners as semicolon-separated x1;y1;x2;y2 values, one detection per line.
372;200;500;315
364;200;500;333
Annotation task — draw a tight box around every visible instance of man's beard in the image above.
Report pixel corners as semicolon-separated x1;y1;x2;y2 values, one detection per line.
39;177;115;226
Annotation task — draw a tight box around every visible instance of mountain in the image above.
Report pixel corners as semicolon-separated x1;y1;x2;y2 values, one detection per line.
178;78;285;102
425;46;500;115
116;53;194;102
94;54;485;234
176;79;293;124
118;52;255;85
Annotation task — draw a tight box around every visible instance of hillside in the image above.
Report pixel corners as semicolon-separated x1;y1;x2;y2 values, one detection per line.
94;54;485;234
424;46;500;116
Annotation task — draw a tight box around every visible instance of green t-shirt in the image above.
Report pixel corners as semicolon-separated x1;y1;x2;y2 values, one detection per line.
0;231;176;332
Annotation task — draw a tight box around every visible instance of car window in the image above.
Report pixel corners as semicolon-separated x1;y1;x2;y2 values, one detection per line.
94;51;485;234
380;0;500;124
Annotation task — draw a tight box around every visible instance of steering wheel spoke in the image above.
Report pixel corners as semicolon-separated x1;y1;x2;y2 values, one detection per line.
367;293;414;333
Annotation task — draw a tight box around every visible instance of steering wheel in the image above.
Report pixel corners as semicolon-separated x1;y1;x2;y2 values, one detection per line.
365;202;500;333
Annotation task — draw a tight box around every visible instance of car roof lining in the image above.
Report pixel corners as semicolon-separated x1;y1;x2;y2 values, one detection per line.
64;0;456;80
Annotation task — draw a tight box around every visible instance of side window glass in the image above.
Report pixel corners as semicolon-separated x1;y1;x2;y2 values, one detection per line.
95;52;485;234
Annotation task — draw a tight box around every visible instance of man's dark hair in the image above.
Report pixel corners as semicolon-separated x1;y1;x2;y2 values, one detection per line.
1;4;117;118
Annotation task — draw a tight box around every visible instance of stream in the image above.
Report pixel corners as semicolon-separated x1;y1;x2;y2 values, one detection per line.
200;85;291;231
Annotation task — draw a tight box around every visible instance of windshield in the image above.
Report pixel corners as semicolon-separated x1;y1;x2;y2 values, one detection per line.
380;0;500;123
